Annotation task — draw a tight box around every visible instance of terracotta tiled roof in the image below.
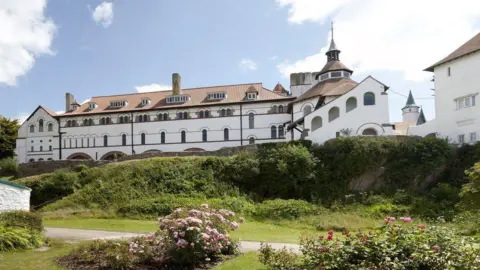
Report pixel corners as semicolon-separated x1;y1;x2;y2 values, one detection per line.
40;106;58;117
319;61;352;75
60;83;292;116
425;32;480;72
295;77;358;103
273;83;288;94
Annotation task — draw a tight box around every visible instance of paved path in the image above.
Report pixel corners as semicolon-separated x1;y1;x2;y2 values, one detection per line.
45;227;300;253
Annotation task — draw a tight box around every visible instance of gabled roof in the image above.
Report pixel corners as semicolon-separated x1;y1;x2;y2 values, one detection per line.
295;77;358;103
25;105;58;122
60;83;293;117
425;32;480;72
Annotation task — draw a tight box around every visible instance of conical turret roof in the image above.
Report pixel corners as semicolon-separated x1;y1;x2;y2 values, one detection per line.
417;109;426;125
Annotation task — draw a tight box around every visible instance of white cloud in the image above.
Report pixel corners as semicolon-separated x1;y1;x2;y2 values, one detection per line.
277;0;480;81
80;98;91;104
0;0;56;86
92;2;113;28
135;84;172;93
239;58;258;71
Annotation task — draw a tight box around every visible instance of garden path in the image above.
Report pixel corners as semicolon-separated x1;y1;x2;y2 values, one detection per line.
45;227;301;253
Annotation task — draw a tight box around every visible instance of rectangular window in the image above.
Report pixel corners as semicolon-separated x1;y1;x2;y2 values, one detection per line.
331;71;342;78
470;132;477;143
458;134;465;144
465;97;471;107
447;67;451;76
247;93;257;100
320;74;329;81
473;95;476;106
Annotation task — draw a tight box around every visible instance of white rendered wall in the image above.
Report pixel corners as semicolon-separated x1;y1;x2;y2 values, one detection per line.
402;106;420;123
410;52;480;143
0;184;30;212
303;77;392;144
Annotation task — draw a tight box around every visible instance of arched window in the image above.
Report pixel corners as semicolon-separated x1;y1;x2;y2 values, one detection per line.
312;116;323;131
40;146;43;152
89;119;94;126
125;116;129;123
29;158;35;163
29;125;35;133
226;108;232;116
224;128;229;141
183;112;188;119
39;119;44;132
161;132;166;144
141;133;146;145
69;139;72;148
220;109;226;117
177;112;183;119
49;145;52;151
362;128;378;136
199;111;204;118
163;113;168;120
143;114;149;122
364;92;375;105
83;119;88;126
38;158;44;162
119;116;124;123
31;146;34;152
48;123;53;132
303;105;312;116
249;137;255;145
100;118;105;125
279;105;284;113
249;113;254;129
346;97;357;112
103;135;108;147
181;131;186;143
72;120;77;127
47;158;53;161
122;134;127;146
202;129;207;142
75;139;78;148
205;111;210;117
106;117;111;124
271;126;277;139
66;120;71;127
278;125;284;138
272;105;278;113
328;107;340;122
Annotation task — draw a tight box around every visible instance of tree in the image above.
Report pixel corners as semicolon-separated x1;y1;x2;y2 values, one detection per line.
0;117;20;159
459;162;480;210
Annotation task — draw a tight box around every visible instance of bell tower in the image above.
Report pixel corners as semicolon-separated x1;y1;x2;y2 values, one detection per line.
402;90;420;123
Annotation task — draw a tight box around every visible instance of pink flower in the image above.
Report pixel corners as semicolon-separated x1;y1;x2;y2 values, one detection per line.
239;217;245;223
201;233;210;241
327;234;333;241
432;245;441;252
400;217;412;223
230;221;239;230
328;230;334;235
418;224;426;231
384;216;396;224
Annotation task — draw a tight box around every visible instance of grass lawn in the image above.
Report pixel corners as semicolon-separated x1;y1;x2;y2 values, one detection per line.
0;241;72;270
44;218;320;244
214;253;266;270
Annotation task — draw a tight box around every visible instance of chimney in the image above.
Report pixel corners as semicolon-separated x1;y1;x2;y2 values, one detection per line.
66;93;74;112
172;73;182;95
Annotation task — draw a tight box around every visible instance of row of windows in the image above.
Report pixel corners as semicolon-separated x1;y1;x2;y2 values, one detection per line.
29;120;54;133
303;92;375;117
29;158;53;162
29;145;53;152
458;132;477;144
456;95;476;110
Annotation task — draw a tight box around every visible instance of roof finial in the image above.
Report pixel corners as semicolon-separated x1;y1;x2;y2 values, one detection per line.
331;20;334;41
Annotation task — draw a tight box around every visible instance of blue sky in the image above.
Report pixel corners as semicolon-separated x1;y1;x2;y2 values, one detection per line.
1;0;480;123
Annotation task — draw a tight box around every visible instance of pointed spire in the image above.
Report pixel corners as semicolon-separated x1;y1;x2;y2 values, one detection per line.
328;21;339;52
417;108;426;125
405;90;416;106
326;21;340;62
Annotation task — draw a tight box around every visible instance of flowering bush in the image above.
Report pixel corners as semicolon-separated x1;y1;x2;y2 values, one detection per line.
260;217;480;270
61;205;243;269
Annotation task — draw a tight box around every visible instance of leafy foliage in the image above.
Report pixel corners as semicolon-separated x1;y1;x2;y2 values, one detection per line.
0;116;19;160
459;162;480;210
254;199;320;219
0;211;43;232
0;157;18;176
0;226;44;252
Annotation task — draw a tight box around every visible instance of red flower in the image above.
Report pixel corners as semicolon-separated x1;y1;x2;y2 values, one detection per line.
328;230;334;235
326;234;333;241
410;255;415;260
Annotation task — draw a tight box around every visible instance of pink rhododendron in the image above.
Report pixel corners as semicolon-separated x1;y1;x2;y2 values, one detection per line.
400;217;412;223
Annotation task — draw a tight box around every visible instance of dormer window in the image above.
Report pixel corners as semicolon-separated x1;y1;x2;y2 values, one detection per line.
208;92;226;100
247;93;257;100
110;100;128;108
88;102;98;110
141;98;151;106
166;95;189;104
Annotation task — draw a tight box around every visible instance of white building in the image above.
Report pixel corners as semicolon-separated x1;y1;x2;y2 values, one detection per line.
0;180;31;211
409;32;480;144
15;31;394;164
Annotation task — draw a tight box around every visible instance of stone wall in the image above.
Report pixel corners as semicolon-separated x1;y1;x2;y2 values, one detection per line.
16;145;258;178
17;160;109;178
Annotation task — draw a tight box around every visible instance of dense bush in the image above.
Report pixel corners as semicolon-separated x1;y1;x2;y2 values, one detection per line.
0;157;18;176
60;206;242;269
459;162;480;210
0;211;43;231
260;218;480;270
0;227;44;252
254;199;320;219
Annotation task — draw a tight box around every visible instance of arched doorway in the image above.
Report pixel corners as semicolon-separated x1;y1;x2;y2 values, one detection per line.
101;151;126;160
362;128;378;136
66;153;93;160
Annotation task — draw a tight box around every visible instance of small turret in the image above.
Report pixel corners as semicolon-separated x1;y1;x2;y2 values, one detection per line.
402;90;420;123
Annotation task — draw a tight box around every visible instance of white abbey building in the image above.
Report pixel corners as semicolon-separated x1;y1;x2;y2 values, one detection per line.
15;32;395;163
409;32;480;144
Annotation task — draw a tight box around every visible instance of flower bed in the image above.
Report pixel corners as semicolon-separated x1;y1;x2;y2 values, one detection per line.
260;217;480;270
59;205;244;269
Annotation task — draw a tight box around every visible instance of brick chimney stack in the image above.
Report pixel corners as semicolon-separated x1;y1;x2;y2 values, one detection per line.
65;93;74;112
172;73;182;95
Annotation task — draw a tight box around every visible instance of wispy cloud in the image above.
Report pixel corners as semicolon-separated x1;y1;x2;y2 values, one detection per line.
135;84;172;93
239;58;258;71
0;0;56;86
91;2;114;28
276;0;480;81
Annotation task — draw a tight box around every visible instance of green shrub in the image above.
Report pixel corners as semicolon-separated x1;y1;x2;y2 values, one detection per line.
0;157;18;176
459;162;480;210
0;227;44;252
366;203;411;218
254;199;319;219
0;211;43;231
260;219;480;270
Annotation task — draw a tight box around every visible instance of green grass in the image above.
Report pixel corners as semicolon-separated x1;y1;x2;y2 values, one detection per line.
214;253;266;270
0;241;72;270
44;218;320;244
